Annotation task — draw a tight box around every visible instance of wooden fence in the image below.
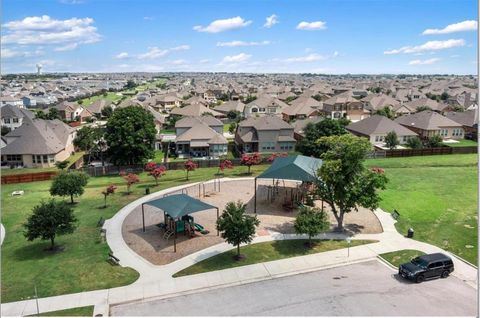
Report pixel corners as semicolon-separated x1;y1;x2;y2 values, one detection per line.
383;146;477;158
1;171;58;184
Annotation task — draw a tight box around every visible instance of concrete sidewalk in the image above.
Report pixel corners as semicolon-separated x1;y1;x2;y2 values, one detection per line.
1;178;477;317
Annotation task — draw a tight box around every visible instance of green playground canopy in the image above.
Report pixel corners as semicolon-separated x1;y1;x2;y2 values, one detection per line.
143;194;217;219
257;155;322;182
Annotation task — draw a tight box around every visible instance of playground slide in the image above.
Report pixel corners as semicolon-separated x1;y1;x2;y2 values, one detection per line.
194;223;204;232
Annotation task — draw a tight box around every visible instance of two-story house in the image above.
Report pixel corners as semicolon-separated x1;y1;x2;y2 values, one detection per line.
243;96;289;118
322;92;369;122
395;110;464;140
235;116;296;153
174;116;227;158
1;105;34;131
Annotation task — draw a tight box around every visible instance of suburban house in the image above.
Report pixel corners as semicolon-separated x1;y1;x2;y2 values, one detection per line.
174;116;227;158
361;94;401;113
282;96;322;121
322;92;369;122
53;101;84;121
444;109;478;139
89;99;113;119
213;100;245;116
235;115;296;153
1;105;34;131
243;96;289;118
346;115;417;147
1;117;76;168
0;96;24;108
291;116;324;141
395;110;464;140
170;103;223;118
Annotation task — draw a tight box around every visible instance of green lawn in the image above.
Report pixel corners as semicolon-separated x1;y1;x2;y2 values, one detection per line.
135;78;166;92
27;306;94;317
79;92;124;106
1;152;85;176
1;164;269;303
442;139;478;147
223;123;231;133
379;250;426;268
173;239;377;277
365;154;478;264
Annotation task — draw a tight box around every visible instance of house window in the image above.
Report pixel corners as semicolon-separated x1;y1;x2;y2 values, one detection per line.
12;118;19;123
279;142;293;151
251;107;258;113
6;155;22;161
268;107;276;113
43;155;48;162
4;118;10;124
49;155;55;163
262;142;275;151
440;129;448;137
259;108;266;112
32;155;36;163
36;155;42;163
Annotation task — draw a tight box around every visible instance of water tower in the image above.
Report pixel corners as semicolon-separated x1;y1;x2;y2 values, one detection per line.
36;63;42;75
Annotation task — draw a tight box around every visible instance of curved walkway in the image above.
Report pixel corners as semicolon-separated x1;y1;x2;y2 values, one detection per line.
1;177;477;317
1;223;5;246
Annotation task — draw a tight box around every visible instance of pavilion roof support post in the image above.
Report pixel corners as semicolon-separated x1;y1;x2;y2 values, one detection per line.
142;203;146;232
174;225;177;253
254;177;257;214
216;207;219;236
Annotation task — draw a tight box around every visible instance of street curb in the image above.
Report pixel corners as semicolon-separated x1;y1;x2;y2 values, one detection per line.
108;257;377;311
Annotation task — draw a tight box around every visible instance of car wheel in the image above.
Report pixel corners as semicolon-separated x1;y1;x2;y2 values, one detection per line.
416;275;425;283
441;270;449;278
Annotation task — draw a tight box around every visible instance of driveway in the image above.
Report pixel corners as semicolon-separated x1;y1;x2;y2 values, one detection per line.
110;260;477;316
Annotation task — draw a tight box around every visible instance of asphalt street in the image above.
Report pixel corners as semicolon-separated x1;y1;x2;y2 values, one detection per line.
110;260;477;316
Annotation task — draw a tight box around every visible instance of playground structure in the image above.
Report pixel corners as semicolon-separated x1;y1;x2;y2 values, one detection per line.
263;179;315;211
141;193;219;252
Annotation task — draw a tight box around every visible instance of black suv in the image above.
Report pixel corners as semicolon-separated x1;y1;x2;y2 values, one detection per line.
398;253;454;283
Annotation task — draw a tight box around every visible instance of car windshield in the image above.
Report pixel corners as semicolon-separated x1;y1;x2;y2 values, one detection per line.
411;257;428;268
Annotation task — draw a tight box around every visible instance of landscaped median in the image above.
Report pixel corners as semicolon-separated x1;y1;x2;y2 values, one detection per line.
173;239;378;277
378;249;426;268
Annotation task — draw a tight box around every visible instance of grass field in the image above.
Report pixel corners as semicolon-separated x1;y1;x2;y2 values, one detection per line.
1;164;269;303
379;250;426;268
27;306;94;317
173;239;377;277
442;139;478;147
365;154;477;264
79;92;123;106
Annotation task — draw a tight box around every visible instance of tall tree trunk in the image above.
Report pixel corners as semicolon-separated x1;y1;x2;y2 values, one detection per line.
70;194;74;204
50;237;55;250
104;194;107;208
237;244;240;257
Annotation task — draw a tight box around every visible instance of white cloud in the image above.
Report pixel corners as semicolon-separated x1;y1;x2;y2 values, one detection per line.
143;16;154;21
2;15;101;46
264;14;278;28
171;59;187;65
199;59;211;64
408;58;441;65
137;45;190;59
384;39;465;54
1;47;44;58
54;43;78;51
273;52;338;63
221;53;252;64
193;16;252;33
115;52;129;59
423;20;477;35
216;40;270;47
296;21;327;30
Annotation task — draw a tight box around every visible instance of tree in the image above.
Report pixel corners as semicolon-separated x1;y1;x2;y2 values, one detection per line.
23;199;77;250
216;201;260;260
144;162;167;185
167;114;181;129
384;131;399;150
406;136;423;149
427;135;443;148
228;122;237;134
240;152;262;174
101;105;113;118
77;100;84;105
47;108;61;120
227;110;240;120
218;159;234;174
244;95;257;103
50;171;89;204
125;79;136;90
102;185;117;208
54;160;70;170
120;172;140;194
184;160;198;180
374;106;395;119
295;119;348;157
74;126;103;163
315;134;388;231
1;126;11;136
105;106;156;165
294;206;330;247
440;92;449;101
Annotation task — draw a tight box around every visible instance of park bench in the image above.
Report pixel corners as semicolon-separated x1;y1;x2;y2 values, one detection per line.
97;217;105;227
108;253;120;265
392;210;400;220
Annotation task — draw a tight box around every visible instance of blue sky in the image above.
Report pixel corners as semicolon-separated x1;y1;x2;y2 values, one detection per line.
1;0;478;74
